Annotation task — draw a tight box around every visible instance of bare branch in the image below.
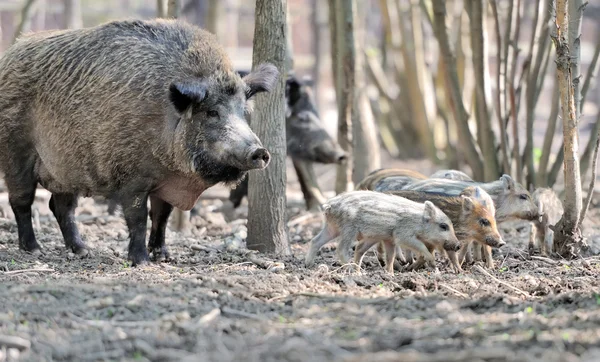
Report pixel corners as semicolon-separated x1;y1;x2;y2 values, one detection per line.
580;118;600;223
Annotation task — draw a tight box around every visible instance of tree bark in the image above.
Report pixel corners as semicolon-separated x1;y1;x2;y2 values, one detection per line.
157;0;168;18
205;0;221;37
552;0;585;257
351;0;380;184
310;0;328;112
330;0;355;193
432;0;484;180
467;0;499;181
246;0;290;254
167;0;179;18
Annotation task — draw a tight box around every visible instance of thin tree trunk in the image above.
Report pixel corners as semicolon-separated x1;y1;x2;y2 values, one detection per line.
246;0;290;254
489;0;510;174
12;0;38;44
157;0;168;18
537;80;560;185
330;0;355;193
552;0;585;257
432;0;484;180
351;0;380;184
310;0;328;111
63;0;82;29
579;42;600;177
162;0;191;234
467;0;499;181
205;0;220;37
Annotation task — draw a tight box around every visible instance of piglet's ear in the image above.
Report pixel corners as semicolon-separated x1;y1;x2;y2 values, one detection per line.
423;200;436;223
243;63;279;100
169;80;208;114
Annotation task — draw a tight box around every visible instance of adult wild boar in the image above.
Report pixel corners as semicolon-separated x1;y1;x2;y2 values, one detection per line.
0;19;278;265
228;74;347;210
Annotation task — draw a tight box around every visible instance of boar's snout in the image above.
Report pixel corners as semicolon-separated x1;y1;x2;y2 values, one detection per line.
245;147;271;170
485;236;505;248
443;238;461;252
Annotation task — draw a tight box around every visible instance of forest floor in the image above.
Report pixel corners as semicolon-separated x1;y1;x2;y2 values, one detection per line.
1;158;600;362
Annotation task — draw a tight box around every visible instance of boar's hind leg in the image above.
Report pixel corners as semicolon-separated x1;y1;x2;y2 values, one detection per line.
49;193;88;255
121;192;150;266
6;176;40;253
148;196;174;262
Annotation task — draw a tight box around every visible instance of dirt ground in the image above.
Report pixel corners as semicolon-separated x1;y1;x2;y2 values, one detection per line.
1;158;600;362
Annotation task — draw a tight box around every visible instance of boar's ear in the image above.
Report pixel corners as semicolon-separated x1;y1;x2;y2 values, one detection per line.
243;63;279;100
169;80;208;114
500;174;515;191
461;196;475;212
423;200;436;223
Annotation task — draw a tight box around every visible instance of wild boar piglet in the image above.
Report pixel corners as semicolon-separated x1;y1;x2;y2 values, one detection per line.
304;191;460;274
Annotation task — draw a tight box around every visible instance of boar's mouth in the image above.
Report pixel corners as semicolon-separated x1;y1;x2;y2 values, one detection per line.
192;150;248;185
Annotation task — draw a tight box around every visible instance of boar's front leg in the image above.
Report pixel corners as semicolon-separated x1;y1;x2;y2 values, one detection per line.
49;193;88;255
148;195;174;262
121;192;150;266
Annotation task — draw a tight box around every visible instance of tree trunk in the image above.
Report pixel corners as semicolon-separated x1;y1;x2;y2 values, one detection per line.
432;0;484;180
157;0;168;18
552;0;585;257
310;0;328;112
63;0;82;29
12;0;38;44
351;0;380;184
161;0;191;234
467;0;499;181
246;0;290;254
205;0;220;37
330;0;355;193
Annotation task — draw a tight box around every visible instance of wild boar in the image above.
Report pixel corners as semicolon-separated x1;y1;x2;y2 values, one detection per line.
304;190;460;274
529;187;563;255
227;74;346;210
355;168;428;191
383;186;504;271
398;175;539;223
0;19;278;265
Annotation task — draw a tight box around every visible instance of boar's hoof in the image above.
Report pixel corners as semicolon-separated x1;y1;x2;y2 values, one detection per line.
68;240;89;256
149;246;171;262
128;250;150;267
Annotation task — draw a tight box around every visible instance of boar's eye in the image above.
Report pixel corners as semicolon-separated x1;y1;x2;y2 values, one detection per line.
207;110;219;118
439;223;449;231
519;194;529;201
479;218;491;227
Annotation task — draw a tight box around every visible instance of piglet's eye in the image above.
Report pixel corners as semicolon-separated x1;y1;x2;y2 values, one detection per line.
519;194;529;201
439;223;449;231
207;110;219;118
479;218;490;227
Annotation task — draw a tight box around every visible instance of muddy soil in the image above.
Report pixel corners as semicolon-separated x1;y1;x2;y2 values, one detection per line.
1;160;600;362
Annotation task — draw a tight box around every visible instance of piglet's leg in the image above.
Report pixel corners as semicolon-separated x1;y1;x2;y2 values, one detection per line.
382;240;397;274
305;223;340;266
457;240;473;267
482;245;494;268
399;237;435;263
336;227;359;265
353;237;381;271
446;250;462;273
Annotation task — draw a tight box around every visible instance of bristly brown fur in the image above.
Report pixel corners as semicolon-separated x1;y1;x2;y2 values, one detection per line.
355;168;428;191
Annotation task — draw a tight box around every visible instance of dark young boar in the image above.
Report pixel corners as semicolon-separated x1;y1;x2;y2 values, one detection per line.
228;74;346;209
429;169;473;182
355;168;428;191
383;186;504;272
0;19;278;265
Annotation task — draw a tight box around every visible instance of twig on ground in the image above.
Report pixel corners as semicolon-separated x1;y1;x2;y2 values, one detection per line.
472;265;529;297
196;308;221;326
220;307;267;321
0;335;31;351
439;283;469;298
530;255;559;265
190;244;220;253
287;212;322;228
2;268;55;275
